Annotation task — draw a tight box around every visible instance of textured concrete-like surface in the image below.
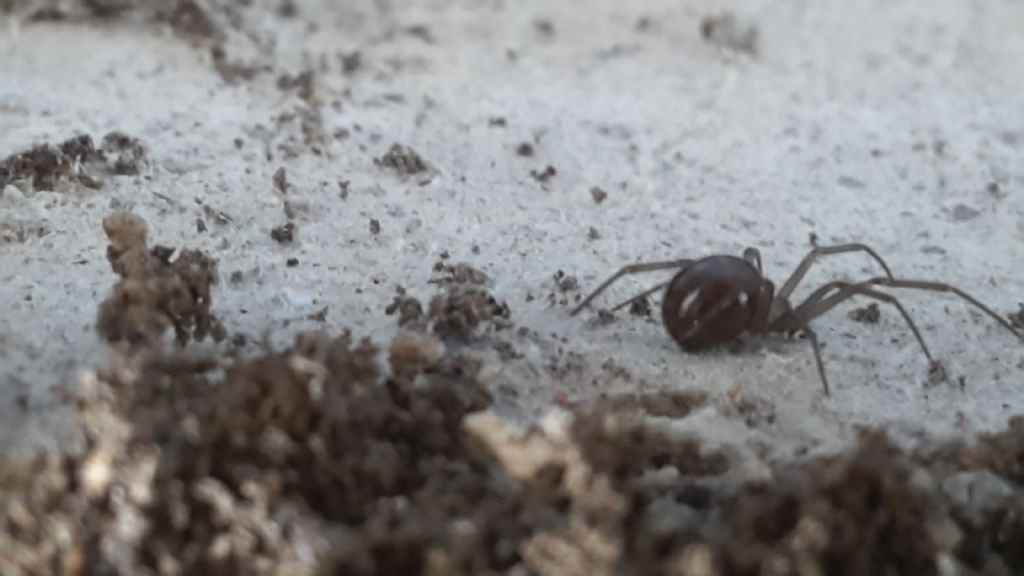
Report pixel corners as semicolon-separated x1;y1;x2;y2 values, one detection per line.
1;0;1023;462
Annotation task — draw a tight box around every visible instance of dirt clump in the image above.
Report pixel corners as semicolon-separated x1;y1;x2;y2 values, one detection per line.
701;13;759;56
0;132;146;193
385;286;426;329
530;165;557;183
97;212;225;347
375;143;429;176
628;295;653;317
426;264;512;341
0;328;558;576
270;222;296;244
849;302;882;324
1008;303;1024;330
6;335;1024;574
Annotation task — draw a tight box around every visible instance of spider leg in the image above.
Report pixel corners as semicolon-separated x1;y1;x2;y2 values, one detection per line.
571;259;694;316
769;298;830;395
864;277;1024;341
779;281;934;360
609;280;671;312
777;243;896;301
742;247;763;272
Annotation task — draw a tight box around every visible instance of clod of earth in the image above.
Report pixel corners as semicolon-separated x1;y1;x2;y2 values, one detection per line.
375;143;429;175
849;302;882;324
530;165;557;183
0;132;146;192
700;13;759;56
271;222;296;244
96;212;226;348
1008;303;1024;330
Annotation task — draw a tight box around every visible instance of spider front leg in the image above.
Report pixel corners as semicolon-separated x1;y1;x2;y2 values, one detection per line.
570;259;694;316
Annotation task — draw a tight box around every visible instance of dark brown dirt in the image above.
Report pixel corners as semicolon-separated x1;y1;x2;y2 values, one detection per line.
375;143;429;176
849;302;882;324
97;212;225;347
270;222;296;244
427;280;512;342
530;165;557;183
12;354;1024;576
0;132;146;192
385;288;426;328
701;13;759;56
1008;303;1024;330
629;295;653;317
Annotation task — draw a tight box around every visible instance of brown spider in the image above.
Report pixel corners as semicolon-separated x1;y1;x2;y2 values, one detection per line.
570;243;1024;395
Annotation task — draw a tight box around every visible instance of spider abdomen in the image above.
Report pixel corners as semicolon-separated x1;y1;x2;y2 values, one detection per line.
661;255;763;350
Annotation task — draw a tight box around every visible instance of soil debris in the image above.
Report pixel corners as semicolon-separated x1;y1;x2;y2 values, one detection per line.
6;317;1024;575
428;283;512;341
951;203;982;222
629;295;652;317
375;143;429;176
385;291;426;328
96;212;225;348
432;261;490;285
1007;303;1024;330
849;302;882;324
700;13;759;56
553;269;579;292
272;166;289;193
530;165;557;183
0;132;146;192
271;222;296;244
339;51;362;74
927;359;950;387
590;185;608;205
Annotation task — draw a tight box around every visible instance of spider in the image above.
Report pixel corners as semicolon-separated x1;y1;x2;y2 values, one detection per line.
569;243;1024;395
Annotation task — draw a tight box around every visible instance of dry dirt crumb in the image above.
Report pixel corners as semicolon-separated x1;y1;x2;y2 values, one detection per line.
849;302;882;324
375;143;429;175
0;219;48;244
272;166;289;193
572;390;708;419
271;222;296;244
530;165;557;183
97;212;225;348
5;318;1024;575
590;186;608;205
432;261;490;285
0;132;146;192
553;269;578;292
700;13;759;56
629;295;653;317
926;358;949;384
385;292;425;328
429;284;512;341
1008;303;1024;330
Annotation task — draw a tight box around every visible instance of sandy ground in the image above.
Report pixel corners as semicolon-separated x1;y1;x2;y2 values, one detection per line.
1;0;1023;467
